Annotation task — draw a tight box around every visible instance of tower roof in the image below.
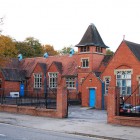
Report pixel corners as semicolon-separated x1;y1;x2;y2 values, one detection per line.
76;23;108;48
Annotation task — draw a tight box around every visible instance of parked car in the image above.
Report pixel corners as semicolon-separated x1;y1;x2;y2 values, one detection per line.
130;106;140;114
120;103;133;113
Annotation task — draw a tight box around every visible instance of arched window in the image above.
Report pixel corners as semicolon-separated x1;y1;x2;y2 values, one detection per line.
116;70;132;95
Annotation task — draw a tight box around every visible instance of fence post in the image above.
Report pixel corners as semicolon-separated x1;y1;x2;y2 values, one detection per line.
107;86;116;123
57;78;68;118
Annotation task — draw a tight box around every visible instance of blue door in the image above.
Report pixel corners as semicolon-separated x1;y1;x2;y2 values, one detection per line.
89;88;96;107
20;84;24;97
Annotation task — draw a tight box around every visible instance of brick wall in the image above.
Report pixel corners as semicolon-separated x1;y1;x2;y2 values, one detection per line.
26;63;45;96
101;41;140;107
4;81;20;96
77;47;105;72
0;78;68;118
107;86;140;127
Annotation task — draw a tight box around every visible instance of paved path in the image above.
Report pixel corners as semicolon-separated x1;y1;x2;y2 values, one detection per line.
0;106;140;140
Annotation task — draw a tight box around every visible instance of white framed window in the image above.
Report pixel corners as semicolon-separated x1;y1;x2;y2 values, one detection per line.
96;47;102;53
116;70;132;95
104;77;110;94
81;58;89;68
34;73;42;88
80;46;90;52
49;73;58;88
66;77;75;89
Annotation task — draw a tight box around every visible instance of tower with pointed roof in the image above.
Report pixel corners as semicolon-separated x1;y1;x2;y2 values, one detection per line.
75;23;109;100
75;23;108;71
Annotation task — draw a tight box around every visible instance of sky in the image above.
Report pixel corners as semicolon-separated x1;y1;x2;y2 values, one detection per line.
0;0;140;52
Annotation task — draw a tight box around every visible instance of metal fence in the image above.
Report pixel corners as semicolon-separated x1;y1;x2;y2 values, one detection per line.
115;86;140;117
0;88;57;109
0;87;81;109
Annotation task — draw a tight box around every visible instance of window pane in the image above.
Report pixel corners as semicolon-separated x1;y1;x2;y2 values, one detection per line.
117;80;121;87
49;73;57;88
127;87;131;95
122;80;126;86
122;90;126;95
117;75;121;79
66;77;75;88
126;80;131;86
34;74;42;88
116;70;132;95
82;59;89;68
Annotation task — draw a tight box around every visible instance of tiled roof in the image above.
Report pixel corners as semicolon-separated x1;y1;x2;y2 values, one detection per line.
3;54;79;78
76;23;108;48
62;60;78;76
52;61;63;74
1;68;26;81
3;51;111;79
97;55;112;72
38;63;47;74
4;58;20;69
124;40;140;61
101;55;112;64
19;58;37;77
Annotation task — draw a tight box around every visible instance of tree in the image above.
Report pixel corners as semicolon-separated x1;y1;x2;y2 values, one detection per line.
106;49;114;55
15;41;35;58
24;37;43;57
0;35;18;66
42;44;59;56
0;35;18;58
59;45;73;55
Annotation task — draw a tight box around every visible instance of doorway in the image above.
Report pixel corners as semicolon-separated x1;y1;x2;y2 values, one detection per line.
89;88;96;107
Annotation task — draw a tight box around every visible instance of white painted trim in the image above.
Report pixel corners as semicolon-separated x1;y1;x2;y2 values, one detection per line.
114;69;133;75
48;72;58;88
80;57;89;62
103;76;111;81
87;87;97;89
33;73;42;88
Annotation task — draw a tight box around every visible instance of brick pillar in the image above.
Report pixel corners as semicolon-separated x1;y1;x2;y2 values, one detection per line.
107;86;116;123
56;78;68;118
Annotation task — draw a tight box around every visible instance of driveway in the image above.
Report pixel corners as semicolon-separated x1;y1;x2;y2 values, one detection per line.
0;105;140;140
68;105;107;123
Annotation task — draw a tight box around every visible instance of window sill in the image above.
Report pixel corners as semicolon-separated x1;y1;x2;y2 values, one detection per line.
79;52;90;54
94;52;103;55
67;88;76;90
34;88;42;90
81;67;89;68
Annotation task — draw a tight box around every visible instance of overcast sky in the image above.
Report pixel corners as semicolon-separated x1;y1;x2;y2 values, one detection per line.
0;0;140;52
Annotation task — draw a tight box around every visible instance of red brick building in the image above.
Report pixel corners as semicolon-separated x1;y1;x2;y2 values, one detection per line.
102;40;140;108
0;67;26;96
0;23;111;109
102;40;140;126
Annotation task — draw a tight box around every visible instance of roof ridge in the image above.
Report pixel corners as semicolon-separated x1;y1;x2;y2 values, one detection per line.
124;40;140;46
124;40;140;61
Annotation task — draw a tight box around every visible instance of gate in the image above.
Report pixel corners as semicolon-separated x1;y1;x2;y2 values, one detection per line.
115;85;140;117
